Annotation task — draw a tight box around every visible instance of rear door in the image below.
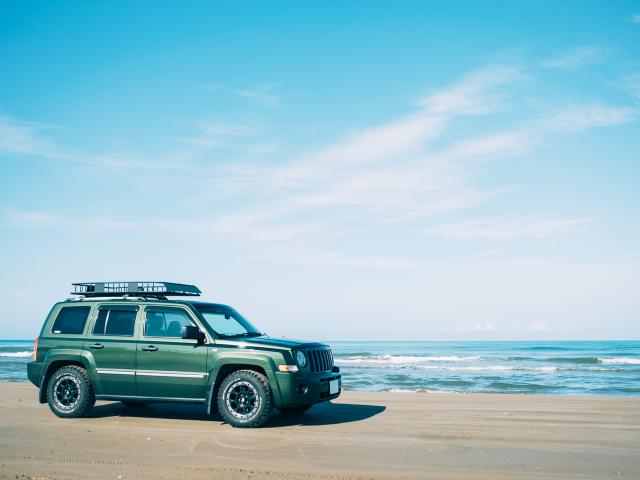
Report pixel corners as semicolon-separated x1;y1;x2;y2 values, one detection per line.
135;305;208;400
83;304;138;396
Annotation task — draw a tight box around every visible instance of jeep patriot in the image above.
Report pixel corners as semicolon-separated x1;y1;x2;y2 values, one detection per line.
27;281;341;428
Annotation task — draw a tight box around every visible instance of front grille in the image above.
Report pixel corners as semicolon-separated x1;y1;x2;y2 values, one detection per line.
306;347;334;373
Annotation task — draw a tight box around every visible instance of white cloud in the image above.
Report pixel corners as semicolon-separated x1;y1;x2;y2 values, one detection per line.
443;130;537;160
629;13;640;24
4;210;323;245
6;211;59;227
3;63;636;268
260;65;528;223
422;215;591;240
418;65;524;115
540;46;609;69
543;102;636;132
0;116;58;157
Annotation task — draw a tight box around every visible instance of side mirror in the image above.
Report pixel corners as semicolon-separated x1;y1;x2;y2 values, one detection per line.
181;325;206;344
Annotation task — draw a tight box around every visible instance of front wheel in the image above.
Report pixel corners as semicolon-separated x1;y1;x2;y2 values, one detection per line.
217;370;273;428
47;365;95;418
277;404;313;415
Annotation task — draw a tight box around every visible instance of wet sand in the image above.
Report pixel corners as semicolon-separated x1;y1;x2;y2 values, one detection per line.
0;382;638;479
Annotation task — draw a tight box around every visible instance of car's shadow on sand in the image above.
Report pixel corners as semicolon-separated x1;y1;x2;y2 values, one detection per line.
89;401;386;427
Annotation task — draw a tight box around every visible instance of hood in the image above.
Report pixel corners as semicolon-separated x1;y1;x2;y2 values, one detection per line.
234;336;326;350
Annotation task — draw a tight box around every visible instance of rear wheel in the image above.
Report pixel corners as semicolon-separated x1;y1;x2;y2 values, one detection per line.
217;370;273;428
277;404;313;415
47;365;95;418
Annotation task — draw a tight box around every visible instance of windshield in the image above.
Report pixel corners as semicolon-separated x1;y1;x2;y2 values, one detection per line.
194;305;262;338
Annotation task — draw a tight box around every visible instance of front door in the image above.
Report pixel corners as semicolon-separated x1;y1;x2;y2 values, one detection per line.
136;306;208;400
83;304;138;396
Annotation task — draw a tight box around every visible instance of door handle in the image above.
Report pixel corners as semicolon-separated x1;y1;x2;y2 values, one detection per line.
142;345;158;352
88;343;104;350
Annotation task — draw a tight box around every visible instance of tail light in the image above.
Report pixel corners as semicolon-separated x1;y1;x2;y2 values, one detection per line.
33;338;39;361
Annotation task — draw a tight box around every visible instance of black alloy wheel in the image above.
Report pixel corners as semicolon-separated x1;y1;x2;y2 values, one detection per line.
217;369;273;428
47;365;95;418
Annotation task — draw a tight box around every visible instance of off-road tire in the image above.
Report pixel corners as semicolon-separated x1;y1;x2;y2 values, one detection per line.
217;369;273;428
47;365;95;418
277;404;313;415
122;401;147;408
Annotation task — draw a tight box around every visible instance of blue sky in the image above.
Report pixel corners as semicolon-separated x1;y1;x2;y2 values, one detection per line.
1;1;639;340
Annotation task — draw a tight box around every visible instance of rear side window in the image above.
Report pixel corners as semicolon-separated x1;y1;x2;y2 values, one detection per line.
51;306;91;335
92;307;137;336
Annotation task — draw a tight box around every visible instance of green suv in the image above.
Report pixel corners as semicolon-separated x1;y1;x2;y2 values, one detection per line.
27;282;341;428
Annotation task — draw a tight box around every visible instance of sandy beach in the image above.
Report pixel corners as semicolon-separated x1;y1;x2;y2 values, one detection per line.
0;382;638;479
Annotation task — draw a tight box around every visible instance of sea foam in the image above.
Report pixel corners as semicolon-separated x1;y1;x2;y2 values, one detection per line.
0;351;32;358
599;357;640;365
336;354;480;365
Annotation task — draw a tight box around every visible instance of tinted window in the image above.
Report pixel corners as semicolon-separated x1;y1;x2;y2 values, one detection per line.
51;306;91;335
145;309;194;338
92;308;136;336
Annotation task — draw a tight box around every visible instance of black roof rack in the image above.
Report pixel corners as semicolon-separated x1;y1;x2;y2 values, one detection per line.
71;282;201;298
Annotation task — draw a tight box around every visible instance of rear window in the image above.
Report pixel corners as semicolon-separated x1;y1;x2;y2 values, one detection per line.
51;306;91;335
92;307;137;337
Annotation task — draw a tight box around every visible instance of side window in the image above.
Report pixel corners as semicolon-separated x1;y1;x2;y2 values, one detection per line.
92;307;137;337
144;308;194;338
51;306;91;335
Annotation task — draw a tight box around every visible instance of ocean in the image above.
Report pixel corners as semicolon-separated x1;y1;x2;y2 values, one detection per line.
2;340;639;395
330;341;640;395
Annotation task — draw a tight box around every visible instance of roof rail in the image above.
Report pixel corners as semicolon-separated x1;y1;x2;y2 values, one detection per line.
71;282;201;298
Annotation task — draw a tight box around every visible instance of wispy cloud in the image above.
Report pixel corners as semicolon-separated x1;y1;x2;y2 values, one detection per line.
418;65;524;115
422;215;592;240
540;46;609;70
4;210;324;244
6;211;59;227
0;116;59;157
629;13;640;24
3;62;636;267
442;130;537;161
543;102;636;132
261;65;526;222
204;84;281;107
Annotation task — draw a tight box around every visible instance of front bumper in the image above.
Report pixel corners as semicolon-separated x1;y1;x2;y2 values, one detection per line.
274;370;341;408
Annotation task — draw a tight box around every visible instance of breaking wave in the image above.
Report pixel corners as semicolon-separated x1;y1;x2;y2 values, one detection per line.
335;355;480;365
599;357;640;365
0;351;32;358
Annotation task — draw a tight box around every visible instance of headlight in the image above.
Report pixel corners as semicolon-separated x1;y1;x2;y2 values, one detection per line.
296;350;307;368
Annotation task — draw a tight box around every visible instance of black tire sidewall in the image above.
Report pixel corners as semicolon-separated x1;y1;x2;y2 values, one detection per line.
47;366;94;418
218;371;272;427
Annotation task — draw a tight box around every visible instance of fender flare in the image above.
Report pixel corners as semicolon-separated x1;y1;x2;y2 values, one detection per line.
38;349;93;403
205;353;282;414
